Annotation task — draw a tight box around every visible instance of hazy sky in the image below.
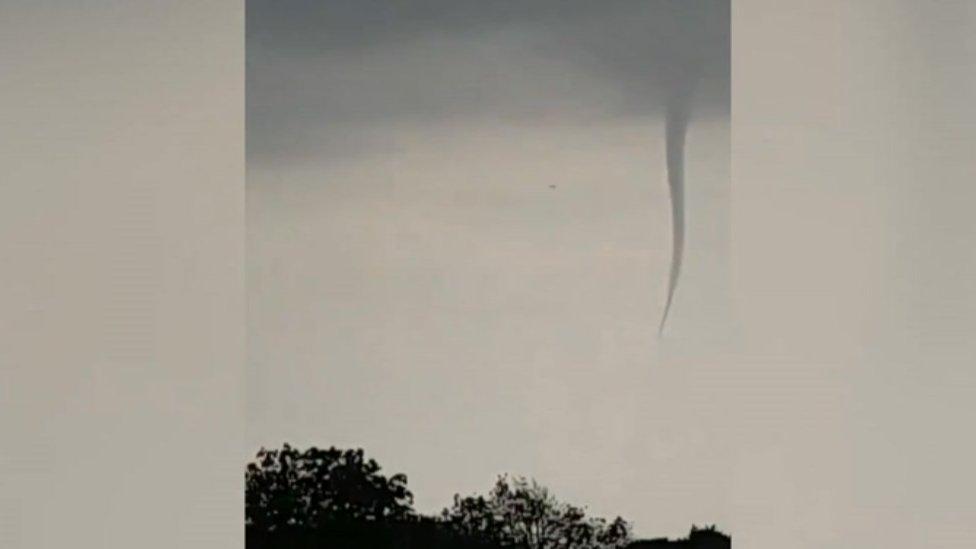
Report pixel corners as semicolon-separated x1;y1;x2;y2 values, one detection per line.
247;0;733;538
247;1;729;165
247;2;976;546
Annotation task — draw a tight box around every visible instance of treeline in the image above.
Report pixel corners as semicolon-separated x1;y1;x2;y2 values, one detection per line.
246;444;729;549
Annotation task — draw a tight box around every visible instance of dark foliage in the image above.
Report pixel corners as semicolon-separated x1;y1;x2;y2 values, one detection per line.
442;475;631;549
246;444;413;531
247;518;503;549
246;445;728;549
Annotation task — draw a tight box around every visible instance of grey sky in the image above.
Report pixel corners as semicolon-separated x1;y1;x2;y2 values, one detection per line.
248;0;731;538
248;0;728;164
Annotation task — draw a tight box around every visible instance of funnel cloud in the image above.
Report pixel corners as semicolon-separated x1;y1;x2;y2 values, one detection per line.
248;0;730;536
659;101;689;336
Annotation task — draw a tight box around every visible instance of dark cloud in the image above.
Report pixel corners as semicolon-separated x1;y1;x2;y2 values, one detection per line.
248;0;728;162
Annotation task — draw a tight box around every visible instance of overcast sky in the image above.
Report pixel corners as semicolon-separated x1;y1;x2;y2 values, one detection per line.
247;0;729;165
248;1;735;538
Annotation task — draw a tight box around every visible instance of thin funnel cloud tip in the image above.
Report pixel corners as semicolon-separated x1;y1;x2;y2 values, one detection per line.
659;102;689;337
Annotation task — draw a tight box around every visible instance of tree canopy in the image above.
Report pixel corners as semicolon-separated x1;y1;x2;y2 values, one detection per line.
245;445;726;549
245;444;414;530
442;475;631;549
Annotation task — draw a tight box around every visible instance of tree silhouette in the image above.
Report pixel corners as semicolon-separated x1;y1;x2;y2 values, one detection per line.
442;475;631;549
246;445;726;549
245;444;414;531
